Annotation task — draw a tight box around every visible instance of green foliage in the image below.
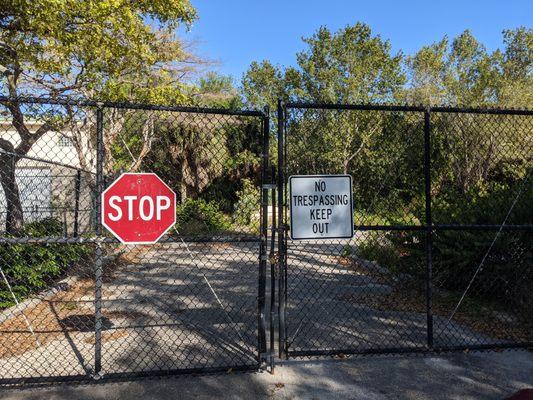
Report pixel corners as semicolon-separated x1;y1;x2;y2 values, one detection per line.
240;23;531;317
191;72;243;109
0;0;200;233
405;28;532;107
233;179;260;230
242;24;532;115
1;0;197;100
175;198;231;235
0;218;90;309
242;23;405;113
390;178;532;310
341;244;355;258
356;235;401;271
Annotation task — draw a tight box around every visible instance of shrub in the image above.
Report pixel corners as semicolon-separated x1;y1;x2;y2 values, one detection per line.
356;235;401;270
0;218;90;309
389;179;533;311
175;198;231;235
233;179;260;230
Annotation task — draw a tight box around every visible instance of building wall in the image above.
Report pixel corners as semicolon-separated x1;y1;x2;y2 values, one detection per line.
0;121;95;235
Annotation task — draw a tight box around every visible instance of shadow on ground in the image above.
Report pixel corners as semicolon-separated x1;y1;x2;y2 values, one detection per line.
1;350;532;400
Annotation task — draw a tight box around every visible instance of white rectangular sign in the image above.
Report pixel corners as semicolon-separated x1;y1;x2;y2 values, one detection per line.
289;175;354;240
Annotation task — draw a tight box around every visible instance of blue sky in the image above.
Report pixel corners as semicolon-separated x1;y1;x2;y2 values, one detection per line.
179;0;532;83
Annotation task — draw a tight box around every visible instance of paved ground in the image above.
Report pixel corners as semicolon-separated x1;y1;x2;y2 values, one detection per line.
283;240;492;353
0;238;524;381
0;241;260;380
1;350;532;399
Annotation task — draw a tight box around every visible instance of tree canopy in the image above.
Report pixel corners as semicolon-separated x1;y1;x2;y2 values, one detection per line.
0;0;198;102
0;0;200;234
242;24;532;109
405;28;532;107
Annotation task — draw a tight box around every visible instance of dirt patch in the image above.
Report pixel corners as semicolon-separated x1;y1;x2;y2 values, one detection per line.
0;278;102;359
83;329;128;345
337;256;352;266
0;244;159;359
115;245;154;263
0;300;93;358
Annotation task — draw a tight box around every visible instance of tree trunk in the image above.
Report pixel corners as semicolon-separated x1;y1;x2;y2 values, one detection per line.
0;141;24;235
180;160;188;203
343;159;349;175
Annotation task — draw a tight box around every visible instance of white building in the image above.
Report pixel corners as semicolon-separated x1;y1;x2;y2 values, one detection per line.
0;118;95;235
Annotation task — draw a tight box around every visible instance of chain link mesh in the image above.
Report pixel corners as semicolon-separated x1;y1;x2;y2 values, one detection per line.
430;111;532;348
0;97;530;384
281;105;532;357
0;98;267;384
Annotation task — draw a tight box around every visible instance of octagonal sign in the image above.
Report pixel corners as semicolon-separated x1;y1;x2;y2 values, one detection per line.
102;173;176;244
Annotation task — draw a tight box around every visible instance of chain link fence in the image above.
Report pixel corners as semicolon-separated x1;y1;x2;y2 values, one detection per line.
0;96;531;385
0;97;268;384
277;103;532;358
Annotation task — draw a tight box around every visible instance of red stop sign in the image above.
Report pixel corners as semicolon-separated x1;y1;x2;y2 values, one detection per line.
101;173;176;244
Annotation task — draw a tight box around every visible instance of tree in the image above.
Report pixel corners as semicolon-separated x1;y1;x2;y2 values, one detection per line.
498;27;533;107
191;72;242;108
0;0;197;234
405;28;532;108
142;73;263;205
405;29;532;196
242;23;406;182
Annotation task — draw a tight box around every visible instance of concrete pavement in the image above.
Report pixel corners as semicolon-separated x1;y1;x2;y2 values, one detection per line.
1;350;532;399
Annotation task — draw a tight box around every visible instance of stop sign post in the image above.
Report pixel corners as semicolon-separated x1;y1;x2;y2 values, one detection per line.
102;173;176;244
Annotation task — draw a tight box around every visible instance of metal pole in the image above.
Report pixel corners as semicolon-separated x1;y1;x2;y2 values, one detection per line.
258;108;269;363
94;106;104;377
424;108;434;349
277;100;287;359
269;164;276;371
73;170;81;237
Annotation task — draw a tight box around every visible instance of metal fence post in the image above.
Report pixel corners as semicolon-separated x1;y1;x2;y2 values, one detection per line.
73;169;81;237
94;106;104;377
269;164;276;370
277;100;287;359
424;108;434;349
258;107;269;364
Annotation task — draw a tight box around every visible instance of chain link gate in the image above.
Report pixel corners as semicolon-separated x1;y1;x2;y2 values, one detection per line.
0;97;269;385
276;102;533;359
0;96;532;384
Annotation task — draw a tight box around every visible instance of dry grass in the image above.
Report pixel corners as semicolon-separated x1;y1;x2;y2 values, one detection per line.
0;290;93;358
